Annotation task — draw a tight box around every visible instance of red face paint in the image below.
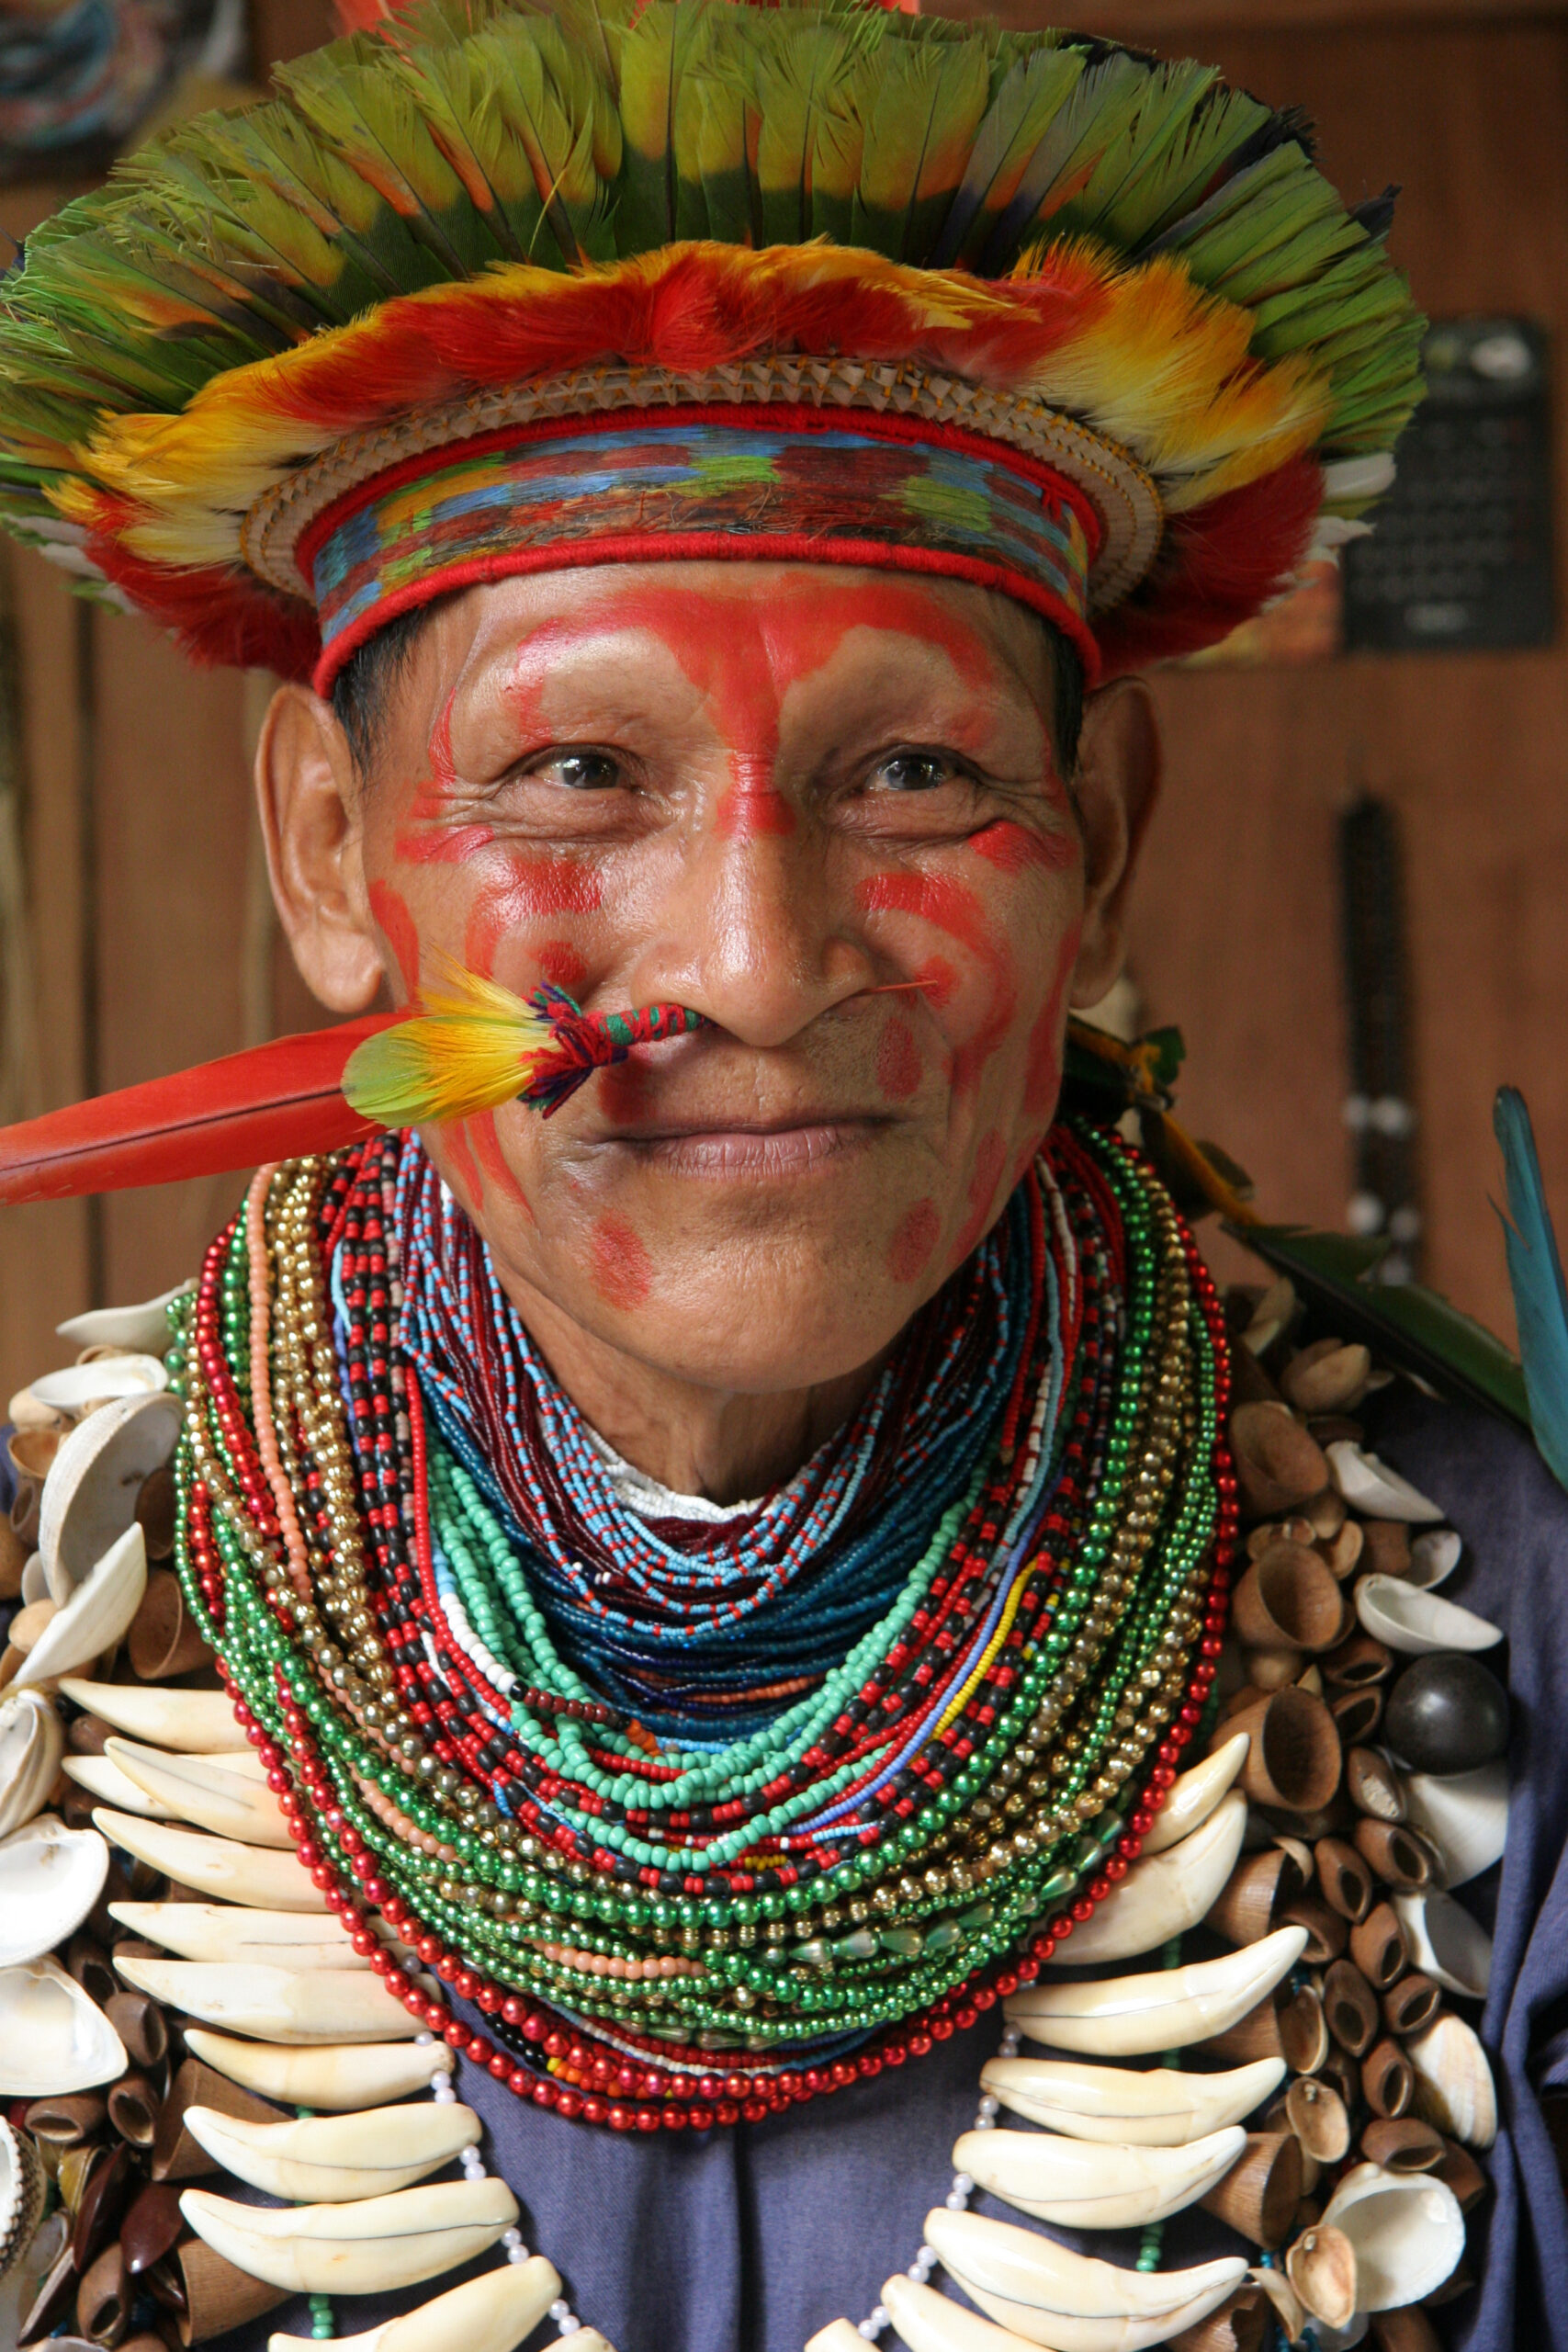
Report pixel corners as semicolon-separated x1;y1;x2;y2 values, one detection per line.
887;1197;941;1284
875;1015;923;1102
857;872;1019;1104
464;865;603;979
441;1117;486;1216
950;1125;1009;1268
367;879;420;996
393;684;496;865
971;818;1076;877
590;1214;653;1310
468;1109;533;1222
536;940;590;992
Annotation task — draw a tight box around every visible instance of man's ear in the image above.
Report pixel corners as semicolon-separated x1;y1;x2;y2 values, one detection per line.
256;684;385;1013
1067;677;1162;1009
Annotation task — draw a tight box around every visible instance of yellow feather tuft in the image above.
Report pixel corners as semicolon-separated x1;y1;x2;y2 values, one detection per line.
341;956;556;1127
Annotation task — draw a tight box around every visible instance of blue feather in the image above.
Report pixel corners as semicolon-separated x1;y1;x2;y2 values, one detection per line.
1494;1084;1568;1493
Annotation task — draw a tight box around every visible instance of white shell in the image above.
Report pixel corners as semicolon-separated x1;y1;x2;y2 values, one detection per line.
1320;2161;1465;2309
0;1690;64;1839
1042;1794;1247;1966
29;1355;169;1413
1007;1926;1308;2057
104;1737;293;1846
109;1901;366;1970
1392;1890;1493;2000
39;1391;182;1605
1406;2013;1497;2149
1398;1762;1508;1889
0;2114;45;2283
114;1954;421;2042
268;2258;563;2352
0;1815;108;1966
13;1525;147;1688
920;2211;1246;2351
184;2027;453;2109
63;1752;178;1817
1326;1443;1443;1523
1405;1530;1462;1590
0;1955;127;2094
1140;1734;1248;1857
59;1676;249;1750
980;2054;1284;2148
1353;1575;1501;1658
185;2099;482;2201
953;2122;1245;2230
57;1284;190;1356
89;1807;327;1909
179;2178;518;2296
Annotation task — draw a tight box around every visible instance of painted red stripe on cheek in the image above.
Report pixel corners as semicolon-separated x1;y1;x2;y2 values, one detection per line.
590;1215;652;1310
888;1197;941;1283
465;865;604;977
875;1015;923;1102
536;940;590;991
971;820;1076;876
367;879;420;995
469;1110;534;1223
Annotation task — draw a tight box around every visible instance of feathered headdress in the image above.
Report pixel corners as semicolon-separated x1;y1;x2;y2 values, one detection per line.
0;0;1422;684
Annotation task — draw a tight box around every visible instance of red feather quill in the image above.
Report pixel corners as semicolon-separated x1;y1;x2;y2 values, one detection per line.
0;1015;398;1204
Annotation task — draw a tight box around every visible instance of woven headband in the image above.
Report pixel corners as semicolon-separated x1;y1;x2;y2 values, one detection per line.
245;360;1154;695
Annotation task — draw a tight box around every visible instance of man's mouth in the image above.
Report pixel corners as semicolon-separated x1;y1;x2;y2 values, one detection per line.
595;1114;892;1179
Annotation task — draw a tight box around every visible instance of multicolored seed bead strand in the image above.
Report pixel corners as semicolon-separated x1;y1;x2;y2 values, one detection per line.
167;1120;1235;2133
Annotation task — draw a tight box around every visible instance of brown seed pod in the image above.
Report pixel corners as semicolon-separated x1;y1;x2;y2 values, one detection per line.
1433;2137;1489;2213
24;2093;107;2153
1347;1748;1406;1823
103;1992;167;2072
127;1570;211;1681
1350;1901;1410;1990
1353;1817;1438;1893
1382;1973;1443;2038
1200;2131;1303;2249
1318;1518;1363;1578
1360;1520;1413;1577
1362;2037;1416;2119
1329;1689;1384;1745
1282;1340;1371;1417
1323;1960;1380;2057
1285;2074;1351;2164
1167;2284;1269;2352
1370;2311;1445;2352
152;2060;282;2185
1361;2116;1444;2173
1286;2222;1358;2330
70;2142;133;2273
1314;1837;1373;1922
134;1466;177;1562
1325;1630;1392;1688
1247;1518;1319;1561
171;2240;289;2346
1207;1847;1306;1947
106;2071;161;2150
1277;1894;1348;1967
121;2181;186;2277
1233;1544;1348;1655
1231;1404;1331;1519
75;2240;130;2349
1229;1686;1343;1815
1318;2045;1361;2115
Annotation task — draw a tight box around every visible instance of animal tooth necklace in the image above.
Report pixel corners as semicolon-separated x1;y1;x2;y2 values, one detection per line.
167;1119;1234;2141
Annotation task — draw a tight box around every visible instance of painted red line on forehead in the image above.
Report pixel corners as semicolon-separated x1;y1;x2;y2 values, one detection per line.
367;879;420;996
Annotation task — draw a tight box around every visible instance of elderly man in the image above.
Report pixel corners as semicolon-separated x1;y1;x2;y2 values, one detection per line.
0;5;1560;2350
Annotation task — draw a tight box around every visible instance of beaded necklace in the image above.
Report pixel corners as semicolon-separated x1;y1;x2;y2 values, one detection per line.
167;1121;1235;2136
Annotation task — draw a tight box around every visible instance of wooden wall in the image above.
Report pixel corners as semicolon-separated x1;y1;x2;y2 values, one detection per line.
3;1;1566;1401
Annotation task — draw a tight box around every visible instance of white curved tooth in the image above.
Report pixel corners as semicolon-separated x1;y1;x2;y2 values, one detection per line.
882;2276;1056;2351
1007;1926;1308;2057
179;2178;517;2296
185;2099;480;2201
39;1390;182;1604
268;2258;563;2352
921;2212;1246;2350
63;1753;177;1817
1042;1793;1247;1966
1392;1889;1492;1999
89;1808;326;1910
1140;1735;1249;1857
980;2055;1284;2148
14;1525;146;1688
30;1355;168;1413
114;1956;418;2042
1399;1763;1508;1890
1354;1576;1501;1658
0;1816;109;1967
1406;2013;1497;2150
109;1902;365;1970
885;2269;1243;2352
1326;1443;1443;1523
57;1284;191;1356
184;2027;452;2109
0;1955;127;2094
60;1678;248;1750
953;2123;1244;2230
104;1738;292;1846
0;1689;66;1839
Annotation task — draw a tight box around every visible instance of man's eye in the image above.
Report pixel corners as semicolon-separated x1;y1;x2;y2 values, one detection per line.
530;750;621;791
874;752;957;795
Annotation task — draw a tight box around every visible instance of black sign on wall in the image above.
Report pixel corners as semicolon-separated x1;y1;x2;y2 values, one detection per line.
1342;317;1554;653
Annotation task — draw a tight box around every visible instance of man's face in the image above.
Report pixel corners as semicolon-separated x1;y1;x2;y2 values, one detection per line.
276;561;1149;1396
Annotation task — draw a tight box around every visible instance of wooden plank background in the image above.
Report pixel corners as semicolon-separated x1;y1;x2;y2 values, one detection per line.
4;0;1567;1401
